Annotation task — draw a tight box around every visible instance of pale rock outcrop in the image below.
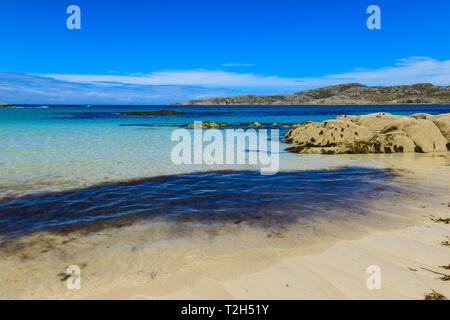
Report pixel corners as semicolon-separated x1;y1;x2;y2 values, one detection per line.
411;113;434;120
381;117;447;152
335;115;358;121
286;113;450;154
370;130;416;153
353;113;403;132
285;119;373;154
398;119;447;152
431;113;450;142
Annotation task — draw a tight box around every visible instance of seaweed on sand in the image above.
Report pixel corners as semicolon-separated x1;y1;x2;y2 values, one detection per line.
58;263;87;281
267;231;285;238
421;267;450;281
58;272;72;281
441;241;450;247
424;290;447;300
430;216;450;224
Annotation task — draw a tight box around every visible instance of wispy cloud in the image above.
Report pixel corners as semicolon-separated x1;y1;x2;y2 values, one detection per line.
41;57;450;90
41;70;300;89
324;57;450;86
1;57;448;104
0;72;235;105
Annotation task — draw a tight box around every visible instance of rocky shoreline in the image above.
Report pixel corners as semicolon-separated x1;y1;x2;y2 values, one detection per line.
171;83;450;106
285;113;450;154
184;112;450;155
185;121;290;128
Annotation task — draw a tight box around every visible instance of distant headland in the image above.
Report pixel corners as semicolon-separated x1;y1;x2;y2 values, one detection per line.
170;83;450;106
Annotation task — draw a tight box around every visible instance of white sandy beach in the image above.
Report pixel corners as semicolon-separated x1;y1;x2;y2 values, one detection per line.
0;153;448;300
79;154;450;300
92;221;448;300
82;201;449;300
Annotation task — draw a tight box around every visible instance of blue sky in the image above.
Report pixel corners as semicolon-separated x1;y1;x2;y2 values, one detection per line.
0;0;449;104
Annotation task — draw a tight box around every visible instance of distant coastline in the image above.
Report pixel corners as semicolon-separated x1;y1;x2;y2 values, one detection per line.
170;83;450;106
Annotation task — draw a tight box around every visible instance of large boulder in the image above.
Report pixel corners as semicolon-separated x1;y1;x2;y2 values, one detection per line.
353;113;403;132
335;115;358;121
432;113;450;143
382;118;447;152
285;119;373;154
410;113;434;120
403;119;447;152
369;130;416;153
285;112;449;154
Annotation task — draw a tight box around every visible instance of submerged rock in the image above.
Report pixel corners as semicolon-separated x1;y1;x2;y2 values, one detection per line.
186;121;229;128
285;112;450;154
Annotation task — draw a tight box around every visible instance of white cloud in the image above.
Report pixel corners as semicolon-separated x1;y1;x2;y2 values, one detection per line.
2;57;448;104
41;70;301;88
0;72;236;104
40;57;450;92
324;57;450;86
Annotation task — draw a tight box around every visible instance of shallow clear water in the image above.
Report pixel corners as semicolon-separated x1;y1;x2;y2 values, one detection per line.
0;167;404;239
1;104;449;197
